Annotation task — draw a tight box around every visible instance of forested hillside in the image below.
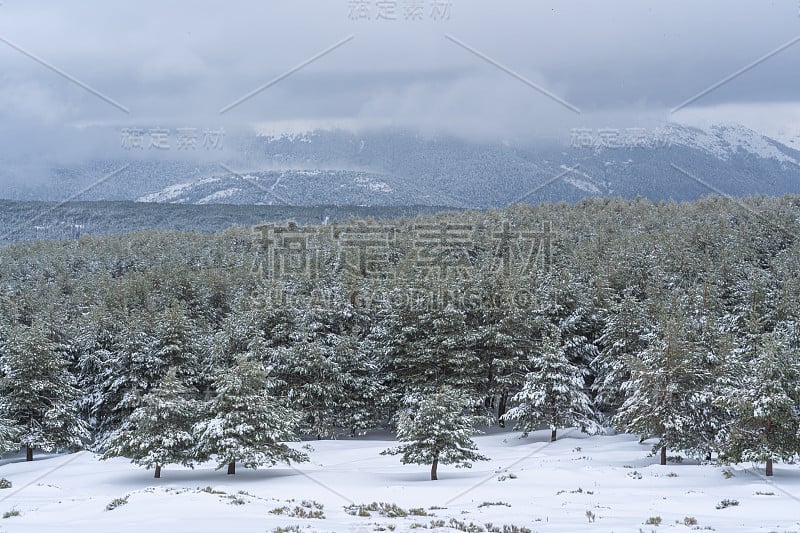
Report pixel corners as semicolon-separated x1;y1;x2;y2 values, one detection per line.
1;196;799;476
0;200;453;246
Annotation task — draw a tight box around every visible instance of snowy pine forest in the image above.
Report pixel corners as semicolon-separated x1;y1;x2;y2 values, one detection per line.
1;196;799;486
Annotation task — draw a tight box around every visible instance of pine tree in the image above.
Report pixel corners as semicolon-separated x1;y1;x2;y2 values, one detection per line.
470;305;538;427
503;328;600;441
91;314;156;447
148;305;200;385
0;323;89;460
614;309;711;465
102;368;200;478
194;355;308;475
91;308;200;447
269;338;347;439
0;417;19;456
593;290;651;413
380;303;482;395
382;388;489;480
720;327;800;476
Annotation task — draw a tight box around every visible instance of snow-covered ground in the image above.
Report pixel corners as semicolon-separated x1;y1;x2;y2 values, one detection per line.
1;430;798;532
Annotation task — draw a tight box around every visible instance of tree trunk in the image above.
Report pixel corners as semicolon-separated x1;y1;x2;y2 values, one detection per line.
430;456;438;480
227;461;236;475
498;390;508;428
660;445;667;466
26;446;33;462
154;464;161;478
551;428;557;442
765;418;773;477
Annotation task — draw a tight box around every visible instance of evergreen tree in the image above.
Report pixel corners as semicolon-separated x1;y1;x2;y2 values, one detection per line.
148;305;200;385
75;312;122;446
503;328;600;441
194;355;308;475
593;290;651;413
0;323;89;460
719;327;800;476
382;388;489;480
380;303;482;395
102;368;200;478
91;314;156;447
270;338;346;439
0;417;19;456
470;304;538;427
614;309;711;465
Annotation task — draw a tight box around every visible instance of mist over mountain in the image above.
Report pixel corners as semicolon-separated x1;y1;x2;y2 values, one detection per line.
2;123;798;209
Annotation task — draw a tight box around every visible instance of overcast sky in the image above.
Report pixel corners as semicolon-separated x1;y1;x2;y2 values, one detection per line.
1;0;799;164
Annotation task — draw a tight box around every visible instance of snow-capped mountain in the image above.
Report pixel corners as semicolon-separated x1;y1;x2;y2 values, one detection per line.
6;123;800;208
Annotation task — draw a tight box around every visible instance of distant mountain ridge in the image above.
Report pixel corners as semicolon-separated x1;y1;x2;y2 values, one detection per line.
136;123;800;207
3;123;799;208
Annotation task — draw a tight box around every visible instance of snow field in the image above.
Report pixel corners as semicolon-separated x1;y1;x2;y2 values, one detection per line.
1;431;798;532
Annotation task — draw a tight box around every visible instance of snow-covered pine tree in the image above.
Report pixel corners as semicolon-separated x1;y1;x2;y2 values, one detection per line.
592;289;651;413
469;304;538;427
91;313;156;447
382;388;489;480
194;354;308;475
503;327;600;441
269;337;347;439
0;417;19;456
719;326;800;476
0;322;89;460
75;311;122;446
91;307;201;447
380;303;482;395
102;368;200;478
148;305;200;386
613;308;712;465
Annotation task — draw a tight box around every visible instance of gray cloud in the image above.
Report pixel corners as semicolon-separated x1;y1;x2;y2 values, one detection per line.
0;0;799;174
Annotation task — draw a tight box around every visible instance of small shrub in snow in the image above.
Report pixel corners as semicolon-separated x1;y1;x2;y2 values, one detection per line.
721;469;734;479
409;507;429;516
485;525;533;533
225;495;246;506
271;500;324;519
270;527;301;533
645;516;662;526
684;516;698;526
105;495;129;511
2;508;21;519
345;502;408;518
0;478;11;489
586;510;596;523
627;470;643;479
754;491;774;496
496;471;517;481
478;501;510;508
715;499;739;509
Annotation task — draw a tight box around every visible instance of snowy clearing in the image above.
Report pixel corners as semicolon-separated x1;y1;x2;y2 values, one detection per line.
1;431;798;532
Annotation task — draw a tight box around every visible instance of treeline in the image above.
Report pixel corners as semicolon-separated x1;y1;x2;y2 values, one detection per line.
0;196;799;477
0;200;452;246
